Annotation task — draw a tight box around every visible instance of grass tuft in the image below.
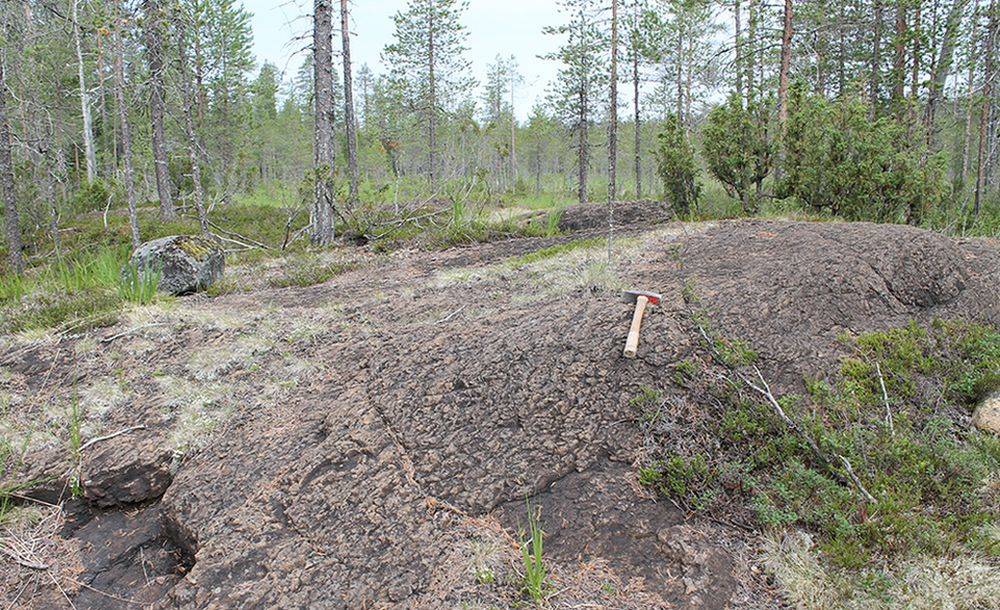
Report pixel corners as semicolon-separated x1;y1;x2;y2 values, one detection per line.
520;502;549;603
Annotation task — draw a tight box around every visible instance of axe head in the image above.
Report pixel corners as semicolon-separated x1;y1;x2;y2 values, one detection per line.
623;289;662;306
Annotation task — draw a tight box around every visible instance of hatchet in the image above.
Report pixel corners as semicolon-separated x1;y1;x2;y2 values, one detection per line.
622;289;662;359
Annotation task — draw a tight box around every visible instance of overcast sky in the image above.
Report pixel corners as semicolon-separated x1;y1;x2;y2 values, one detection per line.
244;0;565;120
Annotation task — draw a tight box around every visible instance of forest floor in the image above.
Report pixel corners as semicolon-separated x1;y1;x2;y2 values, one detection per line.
0;206;998;608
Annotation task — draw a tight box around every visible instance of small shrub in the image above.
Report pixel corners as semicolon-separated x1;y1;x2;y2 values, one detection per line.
702;92;775;214
653;114;700;216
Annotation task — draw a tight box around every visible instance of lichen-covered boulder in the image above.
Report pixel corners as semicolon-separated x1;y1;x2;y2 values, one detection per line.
129;235;224;295
973;390;1000;435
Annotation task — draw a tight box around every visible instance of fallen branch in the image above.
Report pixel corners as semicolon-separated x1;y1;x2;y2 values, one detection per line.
79;425;147;453
875;362;894;437
0;541;50;570
99;323;168;344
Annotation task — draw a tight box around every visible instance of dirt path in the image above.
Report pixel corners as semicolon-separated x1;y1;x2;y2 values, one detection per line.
1;219;997;609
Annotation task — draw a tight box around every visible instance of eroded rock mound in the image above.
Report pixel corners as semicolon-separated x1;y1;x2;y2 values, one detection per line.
3;219;997;609
130;235;224;295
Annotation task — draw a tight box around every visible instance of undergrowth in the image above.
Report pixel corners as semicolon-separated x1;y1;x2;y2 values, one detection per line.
637;318;1000;573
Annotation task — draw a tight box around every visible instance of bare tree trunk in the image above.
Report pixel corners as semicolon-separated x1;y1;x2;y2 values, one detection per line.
578;87;588;204
735;0;743;99
961;22;978;184
112;10;141;249
871;0;885;112
0;59;24;273
340;0;359;208
177;25;208;236
777;0;794;127
747;0;757;103
144;0;175;219
925;0;970;144
313;0;335;244
911;3;922;98
633;29;642;199
838;1;847;95
510;69;517;186
608;0;618;262
428;8;437;191
676;25;684;124
893;2;907;106
72;0;98;184
975;0;997;216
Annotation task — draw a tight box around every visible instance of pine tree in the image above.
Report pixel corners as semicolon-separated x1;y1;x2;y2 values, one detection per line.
544;0;609;204
384;0;474;190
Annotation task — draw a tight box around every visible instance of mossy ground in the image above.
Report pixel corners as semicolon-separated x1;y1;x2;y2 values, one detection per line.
636;317;1000;600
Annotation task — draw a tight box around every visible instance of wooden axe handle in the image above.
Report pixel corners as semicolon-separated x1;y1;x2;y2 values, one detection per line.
623;295;649;359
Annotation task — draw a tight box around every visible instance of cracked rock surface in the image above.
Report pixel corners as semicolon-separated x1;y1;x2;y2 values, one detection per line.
2;219;996;609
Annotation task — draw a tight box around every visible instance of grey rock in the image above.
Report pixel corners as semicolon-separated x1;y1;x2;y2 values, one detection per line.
129;235;224;295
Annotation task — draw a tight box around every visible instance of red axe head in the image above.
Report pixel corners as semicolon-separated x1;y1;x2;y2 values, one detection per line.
623;289;662;306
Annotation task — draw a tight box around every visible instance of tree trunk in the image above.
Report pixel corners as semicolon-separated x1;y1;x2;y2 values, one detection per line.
911;3;922;98
925;0;969;143
747;0;757;103
735;0;743;99
777;0;794;128
113;12;141;249
975;0;997;216
428;6;437;191
961;21;978;184
0;59;24;273
341;0;359;207
177;24;208;236
838;1;847;95
313;0;335;244
72;0;98;184
893;2;907;106
608;0;618;261
633;29;642;199
871;0;885;112
144;0;175;219
578;85;588;204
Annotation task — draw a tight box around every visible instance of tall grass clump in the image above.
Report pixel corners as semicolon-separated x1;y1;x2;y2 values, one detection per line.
520;502;548;603
118;263;161;304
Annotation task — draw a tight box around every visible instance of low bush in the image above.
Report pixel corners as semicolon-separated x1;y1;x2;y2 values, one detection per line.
782;84;948;224
653;114;700;216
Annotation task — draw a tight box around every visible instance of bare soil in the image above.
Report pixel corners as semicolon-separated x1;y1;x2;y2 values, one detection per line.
1;216;997;609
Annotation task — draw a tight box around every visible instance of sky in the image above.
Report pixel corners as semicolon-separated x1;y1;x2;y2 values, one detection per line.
244;0;566;120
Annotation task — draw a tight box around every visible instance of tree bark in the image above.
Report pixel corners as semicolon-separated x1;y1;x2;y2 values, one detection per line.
113;10;141;249
893;2;907;106
341;0;359;207
72;0;98;184
578;85;588;204
871;0;885;112
177;24;208;236
925;0;970;142
975;0;997;216
427;5;437;190
0;59;24;273
911;3;922;98
633;20;642;199
777;0;794;128
607;0;618;261
144;0;175;219
313;0;335;244
735;0;743;99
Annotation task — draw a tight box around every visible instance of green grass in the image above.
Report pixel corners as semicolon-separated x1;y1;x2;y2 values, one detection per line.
520;502;549;603
119;263;161;304
503;237;603;268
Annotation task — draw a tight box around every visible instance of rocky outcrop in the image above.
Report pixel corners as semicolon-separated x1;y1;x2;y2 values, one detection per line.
129;235;224;295
973;390;1000;434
